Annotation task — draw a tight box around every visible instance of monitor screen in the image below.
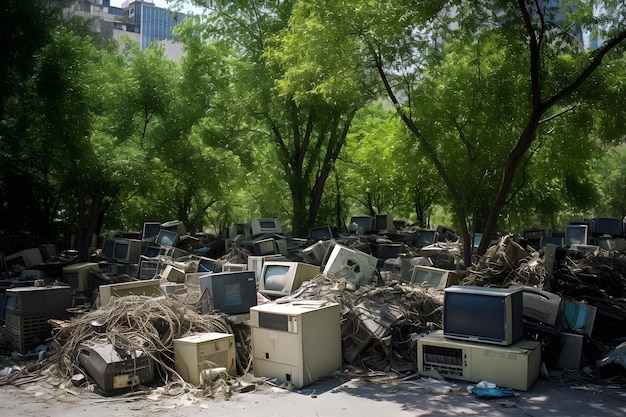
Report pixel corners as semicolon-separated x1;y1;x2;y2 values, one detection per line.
253;238;277;256
102;239;115;258
259;261;320;298
349;216;374;233
114;241;130;260
199;271;257;314
592;217;623;237
374;213;393;231
197;257;217;273
155;229;179;246
309;226;334;241
565;224;588;247
411;265;451;289
443;286;523;346
251;218;282;235
415;230;437;247
142;222;161;240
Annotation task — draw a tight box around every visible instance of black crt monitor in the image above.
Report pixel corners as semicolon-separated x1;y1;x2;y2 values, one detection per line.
416;229;437;247
309;226;334;241
592;217;623;237
142;222;161;240
155;229;179;247
199;270;257;315
349;216;374;233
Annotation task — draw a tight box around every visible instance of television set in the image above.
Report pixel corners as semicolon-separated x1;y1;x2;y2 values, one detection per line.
160;264;186;283
252;238;277;256
374;213;394;232
414;229;437;247
443;285;524;346
376;243;405;260
197;257;218;273
410;265;460;290
101;238;142;263
322;244;378;287
222;263;247;272
142;222;161;240
564;224;588;247
3;248;44;271
309;225;334;241
349;216;374;233
199;270;257;315
512;286;561;326
435;225;459;242
160;220;186;236
259;261;320;298
301;240;332;266
592;217;623;237
155;229;179;247
251;218;282;236
63;262;100;292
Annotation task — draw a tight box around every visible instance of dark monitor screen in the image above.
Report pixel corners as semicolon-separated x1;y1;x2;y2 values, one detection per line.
592;217;623;237
102;239;115;258
142;222;161;240
349;216;374;232
113;241;129;260
144;245;161;258
416;230;437;247
309;226;334;241
198;258;216;273
199;271;257;315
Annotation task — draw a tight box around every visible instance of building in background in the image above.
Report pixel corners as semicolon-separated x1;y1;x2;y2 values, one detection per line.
63;0;186;59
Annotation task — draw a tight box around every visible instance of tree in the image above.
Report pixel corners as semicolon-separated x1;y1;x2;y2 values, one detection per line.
187;0;375;237
284;0;626;266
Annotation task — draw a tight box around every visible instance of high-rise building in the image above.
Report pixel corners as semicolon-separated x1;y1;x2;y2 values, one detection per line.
63;0;186;57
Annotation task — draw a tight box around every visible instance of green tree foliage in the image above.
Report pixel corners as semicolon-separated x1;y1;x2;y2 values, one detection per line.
285;0;626;266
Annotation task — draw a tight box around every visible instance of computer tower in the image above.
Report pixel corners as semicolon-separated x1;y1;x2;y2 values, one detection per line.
174;332;236;385
417;331;541;391
250;300;342;388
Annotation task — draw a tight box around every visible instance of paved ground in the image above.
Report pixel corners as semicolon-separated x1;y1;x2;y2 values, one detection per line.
0;369;624;417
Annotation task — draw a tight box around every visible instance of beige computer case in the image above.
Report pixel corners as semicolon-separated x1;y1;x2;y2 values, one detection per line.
250;300;342;388
417;330;541;391
173;332;236;385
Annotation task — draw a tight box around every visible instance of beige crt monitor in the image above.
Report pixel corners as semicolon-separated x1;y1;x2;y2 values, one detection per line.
174;332;236;385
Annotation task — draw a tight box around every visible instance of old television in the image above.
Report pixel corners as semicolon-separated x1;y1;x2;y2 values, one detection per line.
410;265;460;290
592;217;623;237
160;220;186;236
414;229;437;247
511;286;561;326
102;238;142;263
63;262;100;292
309;225;334;241
349;215;374;233
251;218;282;236
78;340;154;396
99;279;163;306
155;229;179;247
443;285;524;346
301;240;332;266
259;261;320;298
322;244;378;287
199;270;257;315
3;248;44;271
141;222;161;240
374;213;394;232
252;238;278;256
564;224;588;247
376;243;404;260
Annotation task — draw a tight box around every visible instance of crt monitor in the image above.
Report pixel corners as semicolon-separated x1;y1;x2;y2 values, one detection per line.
259;261;320;298
322;244;378;287
155;229;179;247
415;229;437;247
564;224;588;247
199;270;257;315
142;222;161;240
252;238;278;256
102;238;142;263
443;285;524;346
374;213;394;231
349;216;374;233
251;218;282;236
410;265;460;290
592;217;623;237
309;225;334;241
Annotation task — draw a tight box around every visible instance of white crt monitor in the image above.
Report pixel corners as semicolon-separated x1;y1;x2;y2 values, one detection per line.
322;244;378;287
251;218;282;235
410;265;460;290
259;261;320;298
